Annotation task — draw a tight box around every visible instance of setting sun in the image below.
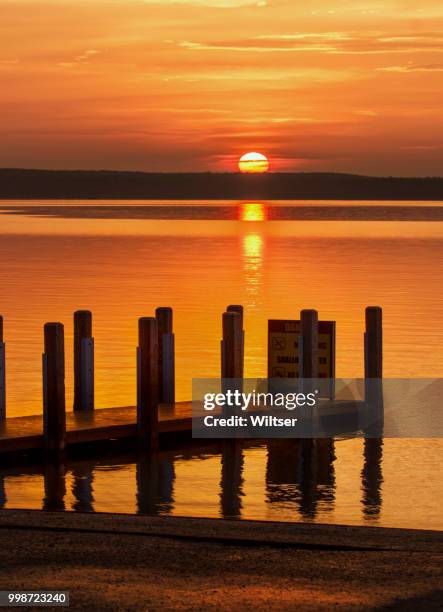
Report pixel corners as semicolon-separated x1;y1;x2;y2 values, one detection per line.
238;153;269;174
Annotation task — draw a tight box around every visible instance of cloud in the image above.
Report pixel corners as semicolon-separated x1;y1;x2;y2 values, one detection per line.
143;0;264;6
56;49;102;68
232;116;346;124
353;109;379;116
4;0;264;4
180;40;336;52
401;144;443;151
254;32;354;41
161;67;352;83
0;60;21;69
74;49;101;62
377;63;443;72
180;31;443;55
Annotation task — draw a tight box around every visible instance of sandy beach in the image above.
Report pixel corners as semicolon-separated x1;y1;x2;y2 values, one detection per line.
0;509;441;610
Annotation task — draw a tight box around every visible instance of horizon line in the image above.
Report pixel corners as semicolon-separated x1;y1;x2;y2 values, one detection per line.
1;168;443;180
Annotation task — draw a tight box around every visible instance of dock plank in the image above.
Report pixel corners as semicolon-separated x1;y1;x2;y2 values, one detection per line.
0;399;364;455
0;402;193;453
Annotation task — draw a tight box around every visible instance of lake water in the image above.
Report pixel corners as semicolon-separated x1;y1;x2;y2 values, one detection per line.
1;438;442;530
0;200;442;529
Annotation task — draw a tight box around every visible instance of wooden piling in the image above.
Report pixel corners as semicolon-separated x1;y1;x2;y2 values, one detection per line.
364;306;384;433
137;317;159;451
73;310;93;411
365;306;383;379
221;311;243;379
227;305;244;378
155;307;175;405
300;309;319;378
43;322;66;457
0;316;5;420
227;305;243;327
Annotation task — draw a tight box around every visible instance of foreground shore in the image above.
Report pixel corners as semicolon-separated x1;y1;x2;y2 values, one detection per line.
0;510;441;610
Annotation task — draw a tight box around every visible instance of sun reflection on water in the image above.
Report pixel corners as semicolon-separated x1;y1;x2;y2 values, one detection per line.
240;202;267;222
243;233;263;259
242;233;264;309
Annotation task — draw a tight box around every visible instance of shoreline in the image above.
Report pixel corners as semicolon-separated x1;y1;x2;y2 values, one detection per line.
1;507;442;543
1;169;443;201
0;509;441;610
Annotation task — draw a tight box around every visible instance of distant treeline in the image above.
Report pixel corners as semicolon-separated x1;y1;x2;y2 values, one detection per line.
1;168;442;200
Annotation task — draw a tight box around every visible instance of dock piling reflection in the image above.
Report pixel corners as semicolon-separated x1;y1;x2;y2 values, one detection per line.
136;453;175;515
220;440;244;518
266;439;335;519
43;462;66;511
71;464;94;513
361;438;383;520
0;476;5;509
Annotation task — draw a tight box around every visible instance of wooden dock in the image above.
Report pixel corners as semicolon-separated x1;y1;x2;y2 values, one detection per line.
0;398;368;457
0;305;383;462
0;403;192;455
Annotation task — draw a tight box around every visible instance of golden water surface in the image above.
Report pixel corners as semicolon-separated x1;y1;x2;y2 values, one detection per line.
0;200;441;528
1;200;443;415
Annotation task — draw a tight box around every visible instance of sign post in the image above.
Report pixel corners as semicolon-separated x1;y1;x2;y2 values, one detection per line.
0;316;4;420
268;318;336;398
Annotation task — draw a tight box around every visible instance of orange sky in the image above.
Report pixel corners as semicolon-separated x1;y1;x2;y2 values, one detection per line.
1;0;442;174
